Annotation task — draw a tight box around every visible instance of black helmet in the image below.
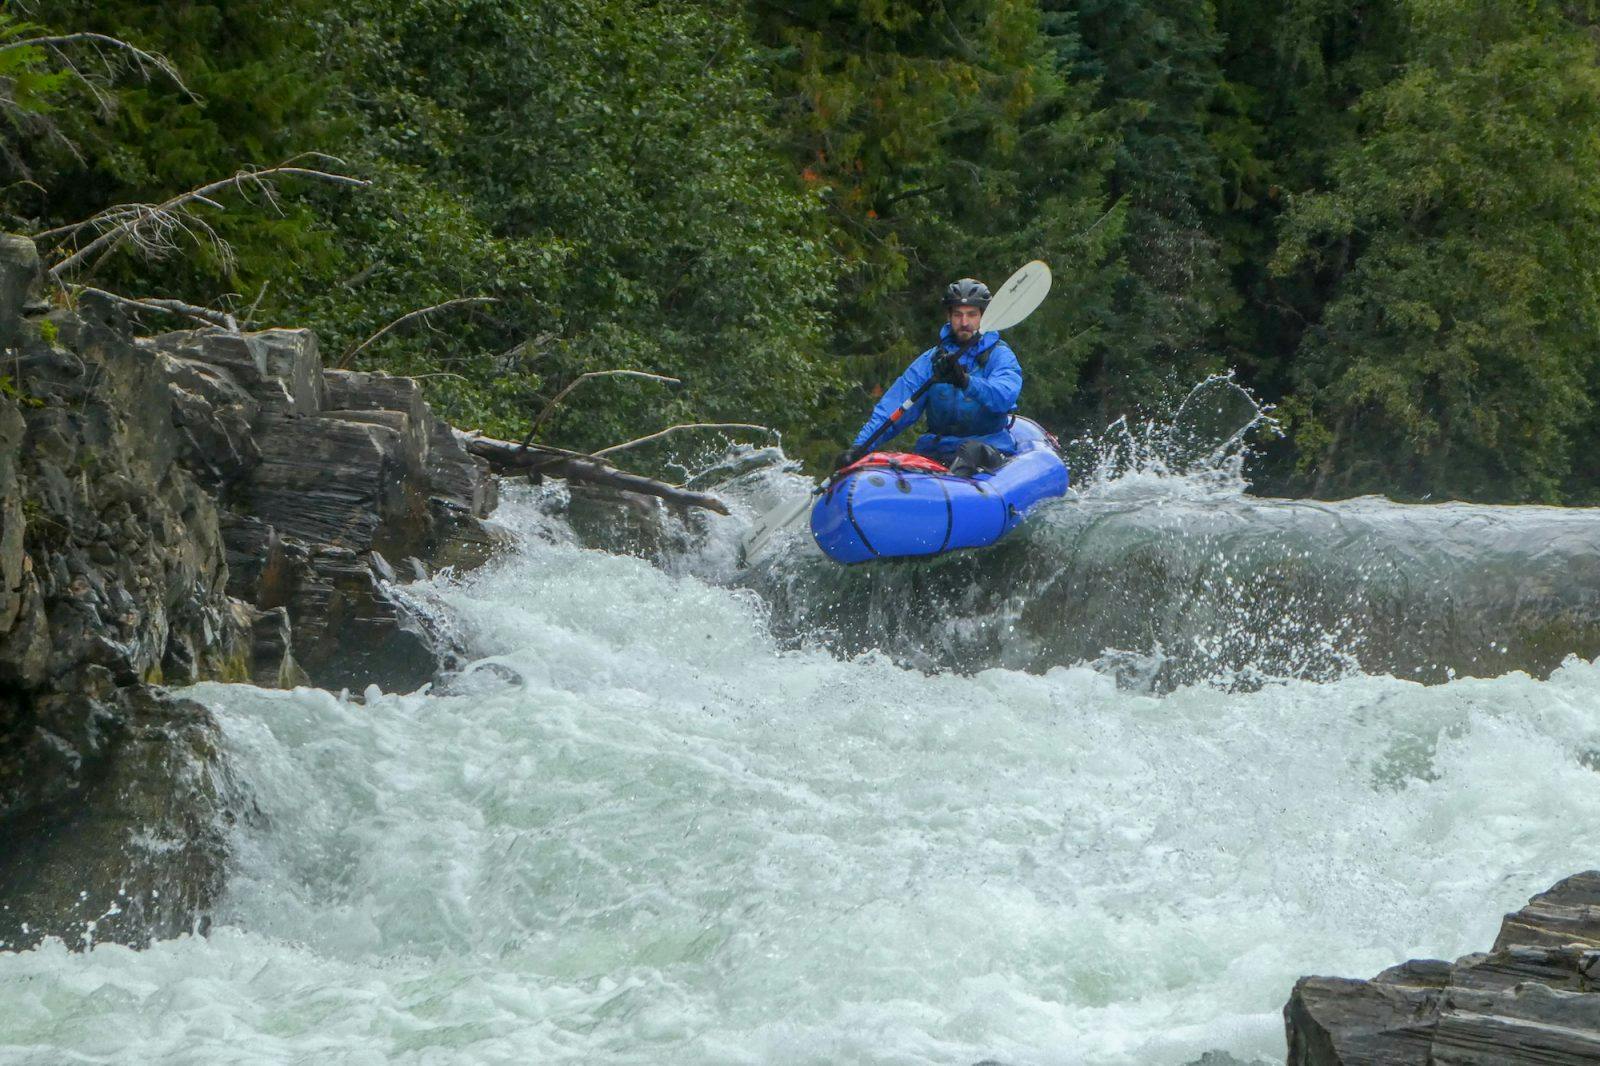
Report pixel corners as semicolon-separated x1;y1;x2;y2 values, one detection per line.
942;277;991;309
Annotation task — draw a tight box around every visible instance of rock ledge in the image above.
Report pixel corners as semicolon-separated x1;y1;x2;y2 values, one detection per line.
1286;871;1600;1064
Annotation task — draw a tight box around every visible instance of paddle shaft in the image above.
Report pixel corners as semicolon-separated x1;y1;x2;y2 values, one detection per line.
835;338;980;474
842;378;935;467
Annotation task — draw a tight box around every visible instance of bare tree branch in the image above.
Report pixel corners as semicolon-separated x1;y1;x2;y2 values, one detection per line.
242;280;270;329
42;156;369;279
1;32;198;101
72;285;235;329
520;369;682;448
337;296;499;368
463;432;731;515
406;372;473;383
590;422;775;459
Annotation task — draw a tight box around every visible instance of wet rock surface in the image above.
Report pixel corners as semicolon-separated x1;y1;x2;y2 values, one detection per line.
1286;871;1600;1064
0;687;250;951
146;328;500;690
0;235;501;949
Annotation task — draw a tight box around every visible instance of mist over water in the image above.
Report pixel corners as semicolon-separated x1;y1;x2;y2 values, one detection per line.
4;383;1600;1065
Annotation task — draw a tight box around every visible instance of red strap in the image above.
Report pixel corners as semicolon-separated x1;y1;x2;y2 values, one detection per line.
840;451;949;476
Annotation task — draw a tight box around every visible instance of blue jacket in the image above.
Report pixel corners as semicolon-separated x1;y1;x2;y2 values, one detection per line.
852;325;1023;457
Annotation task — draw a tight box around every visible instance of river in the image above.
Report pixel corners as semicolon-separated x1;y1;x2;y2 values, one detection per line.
2;409;1599;1064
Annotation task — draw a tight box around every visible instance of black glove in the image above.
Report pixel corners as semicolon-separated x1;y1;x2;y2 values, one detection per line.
833;448;858;470
932;353;969;389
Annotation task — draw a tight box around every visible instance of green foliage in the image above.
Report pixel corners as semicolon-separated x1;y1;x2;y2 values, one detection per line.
748;0;1121;449
12;0;1600;501
304;0;842;452
0;15;71;124
0;372;42;408
1270;0;1600;501
1058;0;1237;416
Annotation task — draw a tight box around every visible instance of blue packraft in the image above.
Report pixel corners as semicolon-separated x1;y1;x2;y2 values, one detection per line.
811;417;1069;564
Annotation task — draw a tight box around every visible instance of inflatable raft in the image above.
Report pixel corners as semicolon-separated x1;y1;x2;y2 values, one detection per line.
810;416;1069;564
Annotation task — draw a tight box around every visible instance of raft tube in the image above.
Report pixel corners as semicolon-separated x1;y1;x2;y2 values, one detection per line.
810;416;1069;564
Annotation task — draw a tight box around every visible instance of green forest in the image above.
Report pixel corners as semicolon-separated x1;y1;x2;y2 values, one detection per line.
7;0;1600;502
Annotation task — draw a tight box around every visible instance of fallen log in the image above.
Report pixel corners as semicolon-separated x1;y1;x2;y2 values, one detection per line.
460;432;731;515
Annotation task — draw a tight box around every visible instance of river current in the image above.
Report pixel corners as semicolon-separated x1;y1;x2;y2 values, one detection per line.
3;417;1600;1064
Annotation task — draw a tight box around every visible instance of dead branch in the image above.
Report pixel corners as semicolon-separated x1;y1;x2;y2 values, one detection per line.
520;369;682;447
462;432;730;515
340;262;382;289
1;32;197;102
72;285;235;329
406;372;472;383
590;422;775;460
242;280;270;329
495;331;556;368
337;296;499;368
43;155;368;279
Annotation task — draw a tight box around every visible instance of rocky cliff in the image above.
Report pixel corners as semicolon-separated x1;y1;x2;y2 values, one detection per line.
1286;871;1600;1063
0;234;500;949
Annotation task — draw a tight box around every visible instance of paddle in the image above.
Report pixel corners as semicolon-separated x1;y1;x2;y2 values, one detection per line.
740;260;1053;561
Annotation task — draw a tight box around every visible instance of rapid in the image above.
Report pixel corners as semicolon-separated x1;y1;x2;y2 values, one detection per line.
3;381;1600;1065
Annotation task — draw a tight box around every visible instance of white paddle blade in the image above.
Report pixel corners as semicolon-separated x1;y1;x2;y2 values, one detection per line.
982;260;1052;333
740;493;812;560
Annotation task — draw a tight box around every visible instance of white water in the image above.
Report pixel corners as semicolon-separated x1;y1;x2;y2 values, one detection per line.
3;485;1600;1065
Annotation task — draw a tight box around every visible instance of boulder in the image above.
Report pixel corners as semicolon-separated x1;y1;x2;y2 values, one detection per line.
1285;871;1600;1065
0;234;41;348
0;687;250;951
149;331;504;689
150;327;325;416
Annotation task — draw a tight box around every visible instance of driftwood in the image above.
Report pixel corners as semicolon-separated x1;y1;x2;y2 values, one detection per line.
461;432;731;515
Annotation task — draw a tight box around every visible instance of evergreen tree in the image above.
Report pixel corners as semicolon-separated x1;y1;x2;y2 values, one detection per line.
747;0;1118;445
1270;0;1600;501
9;0;340;300
1055;0;1236;426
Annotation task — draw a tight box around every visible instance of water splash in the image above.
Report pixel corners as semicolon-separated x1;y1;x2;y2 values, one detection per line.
3;494;1598;1064
683;375;1600;691
1069;372;1273;501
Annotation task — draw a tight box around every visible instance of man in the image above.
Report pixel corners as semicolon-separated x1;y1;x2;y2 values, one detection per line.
839;277;1022;475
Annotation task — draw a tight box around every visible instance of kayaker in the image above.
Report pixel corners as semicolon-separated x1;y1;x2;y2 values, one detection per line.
837;277;1022;476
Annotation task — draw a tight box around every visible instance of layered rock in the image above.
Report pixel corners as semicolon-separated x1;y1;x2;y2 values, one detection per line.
0;241;269;950
150;328;501;690
0;233;502;950
1286;871;1600;1064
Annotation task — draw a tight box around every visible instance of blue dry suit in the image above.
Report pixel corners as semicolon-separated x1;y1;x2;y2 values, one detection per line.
851;324;1022;460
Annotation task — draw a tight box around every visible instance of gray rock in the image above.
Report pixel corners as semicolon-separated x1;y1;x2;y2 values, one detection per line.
152;326;503;689
0;234;506;950
151;327;325;416
284;546;442;693
245;412;403;548
1285;871;1600;1065
0;397;29;635
156;350;263;487
234;601;307;689
0;688;250;951
1493;871;1600;952
0;234;41;348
